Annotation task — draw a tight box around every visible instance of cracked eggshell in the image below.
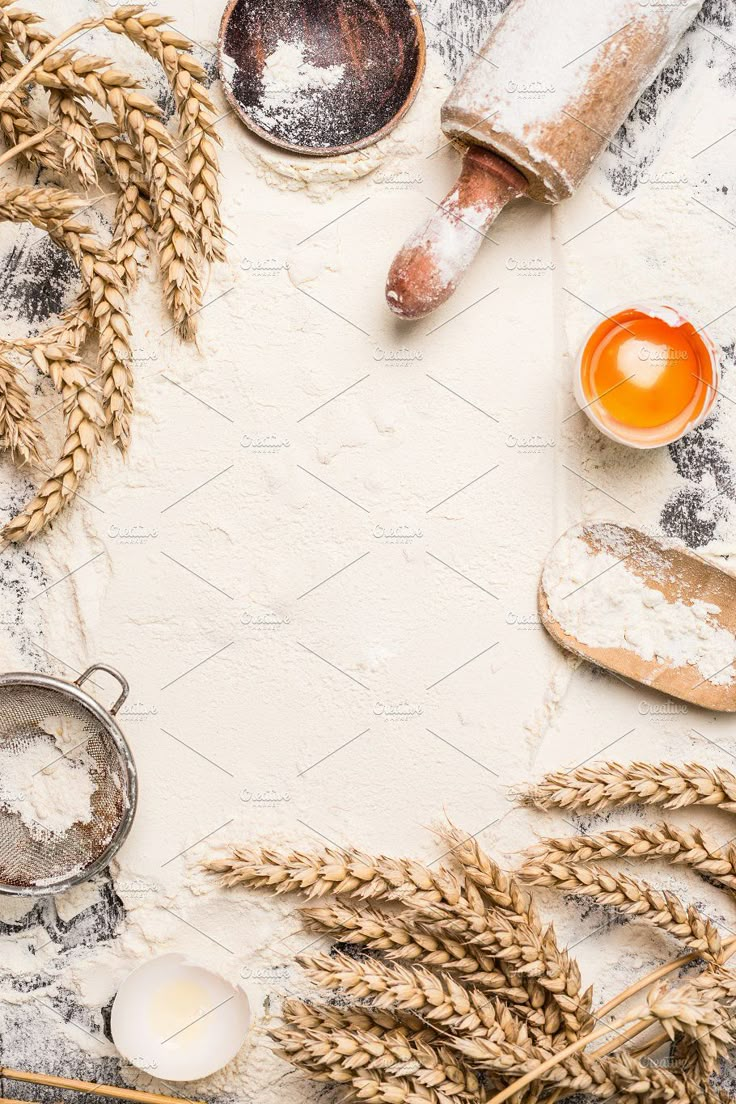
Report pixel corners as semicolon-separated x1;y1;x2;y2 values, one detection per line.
110;953;251;1081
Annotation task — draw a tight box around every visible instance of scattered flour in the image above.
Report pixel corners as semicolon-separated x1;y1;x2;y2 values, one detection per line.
0;736;95;839
236;48;449;200
543;526;736;685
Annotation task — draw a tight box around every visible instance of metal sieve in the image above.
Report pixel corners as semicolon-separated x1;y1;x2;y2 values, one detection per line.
0;664;137;896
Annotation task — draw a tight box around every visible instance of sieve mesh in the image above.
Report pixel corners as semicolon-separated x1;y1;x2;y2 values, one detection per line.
0;679;132;892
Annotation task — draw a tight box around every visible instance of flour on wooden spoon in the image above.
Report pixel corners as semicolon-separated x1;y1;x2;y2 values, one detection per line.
543;526;736;685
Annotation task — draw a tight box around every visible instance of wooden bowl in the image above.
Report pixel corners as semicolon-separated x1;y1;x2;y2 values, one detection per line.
218;0;426;156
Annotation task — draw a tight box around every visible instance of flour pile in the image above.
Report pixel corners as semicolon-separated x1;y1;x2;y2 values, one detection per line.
543;527;736;685
0;716;94;839
247;39;346;148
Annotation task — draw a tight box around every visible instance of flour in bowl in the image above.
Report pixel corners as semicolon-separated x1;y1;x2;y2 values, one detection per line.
543;526;736;685
249;40;345;142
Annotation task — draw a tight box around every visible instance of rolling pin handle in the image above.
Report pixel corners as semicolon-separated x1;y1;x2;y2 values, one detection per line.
385;147;528;321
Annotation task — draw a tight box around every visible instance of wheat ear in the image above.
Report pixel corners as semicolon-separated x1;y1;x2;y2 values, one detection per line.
437;824;592;1043
301;902;523;997
94;122;152;289
1;8;201;343
281;998;434;1042
0;353;43;465
0;187;126;536
521;860;723;961
522;761;736;814
526;821;736;892
298;950;512;1039
280;1059;474;1104
647;968;736;1079
273;1011;479;1096
4;344;105;539
101;6;225;262
411;897;593;1045
206;844;467;905
0;40;63;172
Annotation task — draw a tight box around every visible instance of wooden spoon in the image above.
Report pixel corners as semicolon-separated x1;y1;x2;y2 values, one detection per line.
539;522;736;712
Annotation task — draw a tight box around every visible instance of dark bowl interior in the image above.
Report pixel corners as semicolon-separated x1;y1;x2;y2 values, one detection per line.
218;0;426;155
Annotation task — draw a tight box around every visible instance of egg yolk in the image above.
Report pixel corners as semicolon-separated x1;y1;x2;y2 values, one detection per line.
580;308;714;442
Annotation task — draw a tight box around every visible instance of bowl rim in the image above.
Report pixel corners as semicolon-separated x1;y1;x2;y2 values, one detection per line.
572;299;720;450
216;0;427;157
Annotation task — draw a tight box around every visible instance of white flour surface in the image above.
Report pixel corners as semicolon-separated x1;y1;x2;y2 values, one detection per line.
0;3;733;1104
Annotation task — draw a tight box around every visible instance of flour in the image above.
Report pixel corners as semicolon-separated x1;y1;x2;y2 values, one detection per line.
261;40;344;110
40;713;89;757
543;526;736;685
0;2;734;1101
236;49;449;200
0;736;95;839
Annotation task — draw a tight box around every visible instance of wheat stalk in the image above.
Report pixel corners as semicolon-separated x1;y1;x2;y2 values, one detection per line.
0;1;101;184
0;352;42;465
521;860;723;961
0;40;62;172
526;821;736;892
206;844;467;905
101;6;225;263
489;965;736;1104
522;761;736;814
459;1030;690;1102
646;969;736;1078
206;820;736;1104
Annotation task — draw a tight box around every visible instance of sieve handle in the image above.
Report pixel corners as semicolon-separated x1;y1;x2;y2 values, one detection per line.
76;664;129;715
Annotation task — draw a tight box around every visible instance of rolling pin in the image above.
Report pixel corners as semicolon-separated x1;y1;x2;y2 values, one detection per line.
386;0;703;319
